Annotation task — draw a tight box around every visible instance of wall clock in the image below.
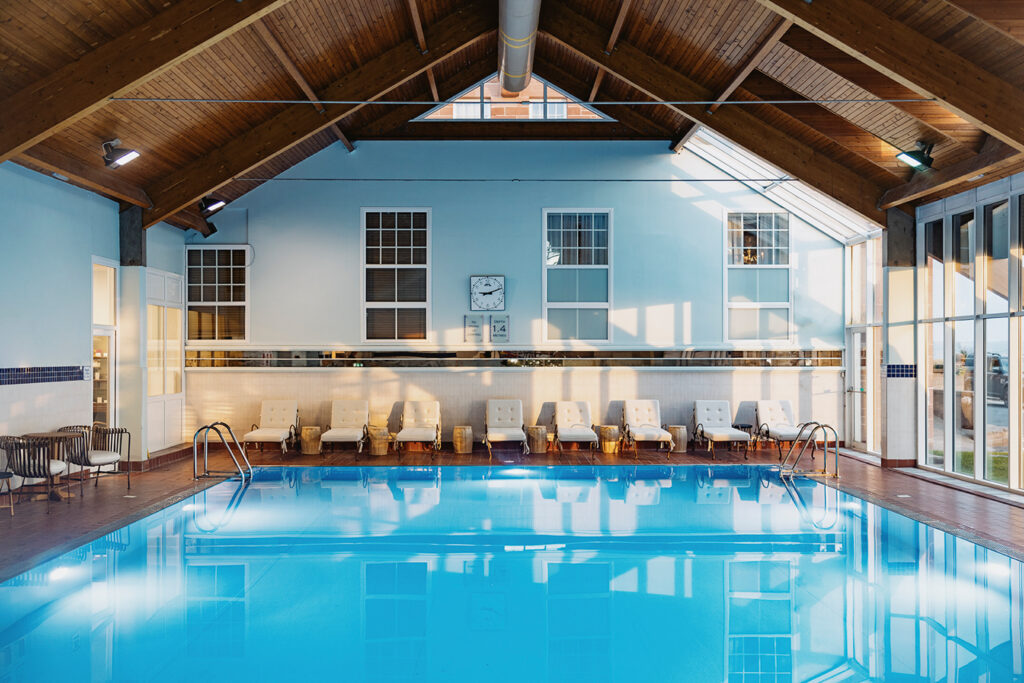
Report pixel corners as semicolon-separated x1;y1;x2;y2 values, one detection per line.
470;275;505;311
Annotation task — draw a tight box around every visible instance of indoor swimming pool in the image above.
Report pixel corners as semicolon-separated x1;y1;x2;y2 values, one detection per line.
0;465;1020;682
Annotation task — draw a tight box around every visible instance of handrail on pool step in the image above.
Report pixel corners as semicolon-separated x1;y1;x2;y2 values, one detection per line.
780;421;839;479
193;422;253;482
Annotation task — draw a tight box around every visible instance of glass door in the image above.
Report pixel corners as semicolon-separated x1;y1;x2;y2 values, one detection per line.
92;332;114;425
847;329;868;450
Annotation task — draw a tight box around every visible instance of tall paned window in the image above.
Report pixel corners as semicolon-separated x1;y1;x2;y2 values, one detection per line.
924;219;944;319
363;209;429;341
726;212;790;341
952;211;975;317
544;210;611;341
186;247;247;341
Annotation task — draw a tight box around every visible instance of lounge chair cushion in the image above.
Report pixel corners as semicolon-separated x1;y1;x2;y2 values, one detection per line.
259;400;298;430
767;424;803;441
694;400;735;429
628;425;674;443
486;427;527;443
555;401;593;429
321;427;365;443
557;426;599;442
48;459;67;476
88;450;121;466
486;400;524;429
395;427;437;443
330;400;369;429
243;428;291;443
402;401;440;430
703;426;750;442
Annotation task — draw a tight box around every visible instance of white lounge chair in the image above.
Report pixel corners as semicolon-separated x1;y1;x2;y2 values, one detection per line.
242;400;298;454
756;400;822;460
395;401;441;453
622;399;674;458
483;399;529;459
554;401;598;453
693;400;750;459
321;400;369;454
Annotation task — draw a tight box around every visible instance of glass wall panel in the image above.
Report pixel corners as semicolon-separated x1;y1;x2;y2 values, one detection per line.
983;318;1009;484
952;319;975;476
166;307;182;395
850;242;865;324
952;211;975;317
983;201;1009;315
924;220;944;319
92;264;116;326
924;322;944;468
147;304;165;397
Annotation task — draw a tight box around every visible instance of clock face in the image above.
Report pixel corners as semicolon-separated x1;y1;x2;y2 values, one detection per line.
470;276;505;311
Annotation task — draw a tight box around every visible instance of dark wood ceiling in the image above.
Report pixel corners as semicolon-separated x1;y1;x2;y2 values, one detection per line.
1;0;1022;233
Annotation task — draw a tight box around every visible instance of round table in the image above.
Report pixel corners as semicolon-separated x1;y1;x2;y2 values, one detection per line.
366;426;391;456
598;425;620;455
667;425;688;453
452;426;473;454
526;425;548;454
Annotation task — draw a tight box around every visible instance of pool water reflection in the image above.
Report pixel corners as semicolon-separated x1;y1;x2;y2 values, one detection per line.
0;465;1020;682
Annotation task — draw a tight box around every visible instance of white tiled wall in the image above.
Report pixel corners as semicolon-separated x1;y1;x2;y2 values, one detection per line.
184;367;844;442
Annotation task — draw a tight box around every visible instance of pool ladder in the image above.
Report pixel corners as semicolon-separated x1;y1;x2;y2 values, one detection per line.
193;422;253;482
779;422;839;479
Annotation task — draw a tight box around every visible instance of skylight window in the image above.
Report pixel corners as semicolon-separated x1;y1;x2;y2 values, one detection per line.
417;73;612;122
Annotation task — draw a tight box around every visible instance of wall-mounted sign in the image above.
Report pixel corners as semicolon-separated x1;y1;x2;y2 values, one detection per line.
490;315;510;343
464;314;484;343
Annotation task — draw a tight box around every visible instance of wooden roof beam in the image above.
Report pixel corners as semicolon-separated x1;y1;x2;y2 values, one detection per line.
706;18;791;115
17;145;151;207
407;0;441;108
879;137;1022;209
588;0;632;103
253;21;355;152
757;0;1024;152
140;2;495;228
779;27;981;153
0;0;293;164
165;210;215;237
669;123;700;153
540;2;890;223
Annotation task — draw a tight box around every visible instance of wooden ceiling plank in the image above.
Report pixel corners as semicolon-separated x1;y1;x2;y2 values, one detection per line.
944;1;1024;43
541;2;890;223
0;0;294;163
707;17;792;114
253;20;355;153
756;0;1024;152
879;137;1022;209
17;144;151;207
140;1;495;228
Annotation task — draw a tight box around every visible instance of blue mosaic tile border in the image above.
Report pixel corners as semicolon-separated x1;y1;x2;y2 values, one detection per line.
886;363;917;378
0;366;86;386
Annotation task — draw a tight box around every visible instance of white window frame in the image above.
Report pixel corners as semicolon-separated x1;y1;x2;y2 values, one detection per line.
541;208;613;345
184;244;251;346
722;210;793;346
360;207;432;344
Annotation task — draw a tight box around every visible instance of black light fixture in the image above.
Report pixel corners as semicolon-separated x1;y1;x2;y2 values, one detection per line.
101;138;140;168
199;196;227;217
896;141;934;171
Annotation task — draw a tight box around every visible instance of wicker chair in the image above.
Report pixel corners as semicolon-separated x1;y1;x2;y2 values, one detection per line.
59;424;131;493
1;436;69;512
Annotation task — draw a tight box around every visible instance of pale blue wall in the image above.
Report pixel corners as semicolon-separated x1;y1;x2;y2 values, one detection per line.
148;223;186;275
194;141;845;350
0;163;118;366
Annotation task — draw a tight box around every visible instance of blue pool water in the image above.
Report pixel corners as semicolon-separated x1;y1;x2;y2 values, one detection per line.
1;465;1021;682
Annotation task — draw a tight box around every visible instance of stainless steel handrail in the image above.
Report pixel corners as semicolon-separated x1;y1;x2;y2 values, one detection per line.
192;422;251;482
781;421;839;478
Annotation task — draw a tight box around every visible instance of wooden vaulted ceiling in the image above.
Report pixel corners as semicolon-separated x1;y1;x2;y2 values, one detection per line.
1;0;1023;234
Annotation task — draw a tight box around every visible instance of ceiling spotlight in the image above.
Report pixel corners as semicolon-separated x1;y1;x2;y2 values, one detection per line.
101;139;140;168
896;141;934;170
199;196;227;217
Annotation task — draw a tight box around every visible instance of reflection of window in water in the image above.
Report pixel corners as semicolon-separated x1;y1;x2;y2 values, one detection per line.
364;562;428;680
547;562;611;682
186;564;246;657
726;560;794;681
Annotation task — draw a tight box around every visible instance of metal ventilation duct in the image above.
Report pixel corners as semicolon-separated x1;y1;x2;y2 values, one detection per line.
498;0;541;94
